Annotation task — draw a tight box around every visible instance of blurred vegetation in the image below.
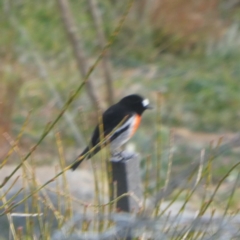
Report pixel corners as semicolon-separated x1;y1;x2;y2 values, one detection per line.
1;0;240;238
0;0;240;170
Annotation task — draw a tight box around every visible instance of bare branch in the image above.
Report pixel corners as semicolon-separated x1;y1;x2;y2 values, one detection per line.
57;0;101;111
88;0;115;106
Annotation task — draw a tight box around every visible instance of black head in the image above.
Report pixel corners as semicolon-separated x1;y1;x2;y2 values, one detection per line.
118;94;152;115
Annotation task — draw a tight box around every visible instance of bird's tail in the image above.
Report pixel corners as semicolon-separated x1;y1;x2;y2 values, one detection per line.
71;147;89;171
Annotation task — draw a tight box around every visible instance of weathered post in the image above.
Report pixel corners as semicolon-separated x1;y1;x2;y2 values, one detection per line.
110;153;143;239
111;153;143;212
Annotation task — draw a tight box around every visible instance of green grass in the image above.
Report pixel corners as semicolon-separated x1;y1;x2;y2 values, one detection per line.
150;53;240;132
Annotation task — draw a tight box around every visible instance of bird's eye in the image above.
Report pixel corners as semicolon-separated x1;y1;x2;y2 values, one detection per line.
142;99;149;107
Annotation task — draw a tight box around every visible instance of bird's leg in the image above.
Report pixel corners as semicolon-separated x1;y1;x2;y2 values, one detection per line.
110;148;124;162
121;150;137;160
110;148;137;162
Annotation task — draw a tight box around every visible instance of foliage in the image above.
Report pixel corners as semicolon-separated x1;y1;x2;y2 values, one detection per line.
1;0;240;238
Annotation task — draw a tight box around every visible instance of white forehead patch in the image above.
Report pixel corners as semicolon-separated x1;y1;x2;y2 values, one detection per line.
142;98;149;107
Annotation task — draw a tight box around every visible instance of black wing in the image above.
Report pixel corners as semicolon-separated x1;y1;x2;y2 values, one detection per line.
90;103;133;147
71;104;132;171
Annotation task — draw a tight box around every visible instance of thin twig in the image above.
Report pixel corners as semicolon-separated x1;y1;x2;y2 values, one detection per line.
0;0;134;189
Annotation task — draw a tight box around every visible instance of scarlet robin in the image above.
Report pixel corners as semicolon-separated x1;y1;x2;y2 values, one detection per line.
71;94;152;170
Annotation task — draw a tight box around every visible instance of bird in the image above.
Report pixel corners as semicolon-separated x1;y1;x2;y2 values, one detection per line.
71;94;152;170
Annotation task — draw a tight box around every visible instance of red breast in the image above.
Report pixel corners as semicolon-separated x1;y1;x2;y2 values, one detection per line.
130;114;141;137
